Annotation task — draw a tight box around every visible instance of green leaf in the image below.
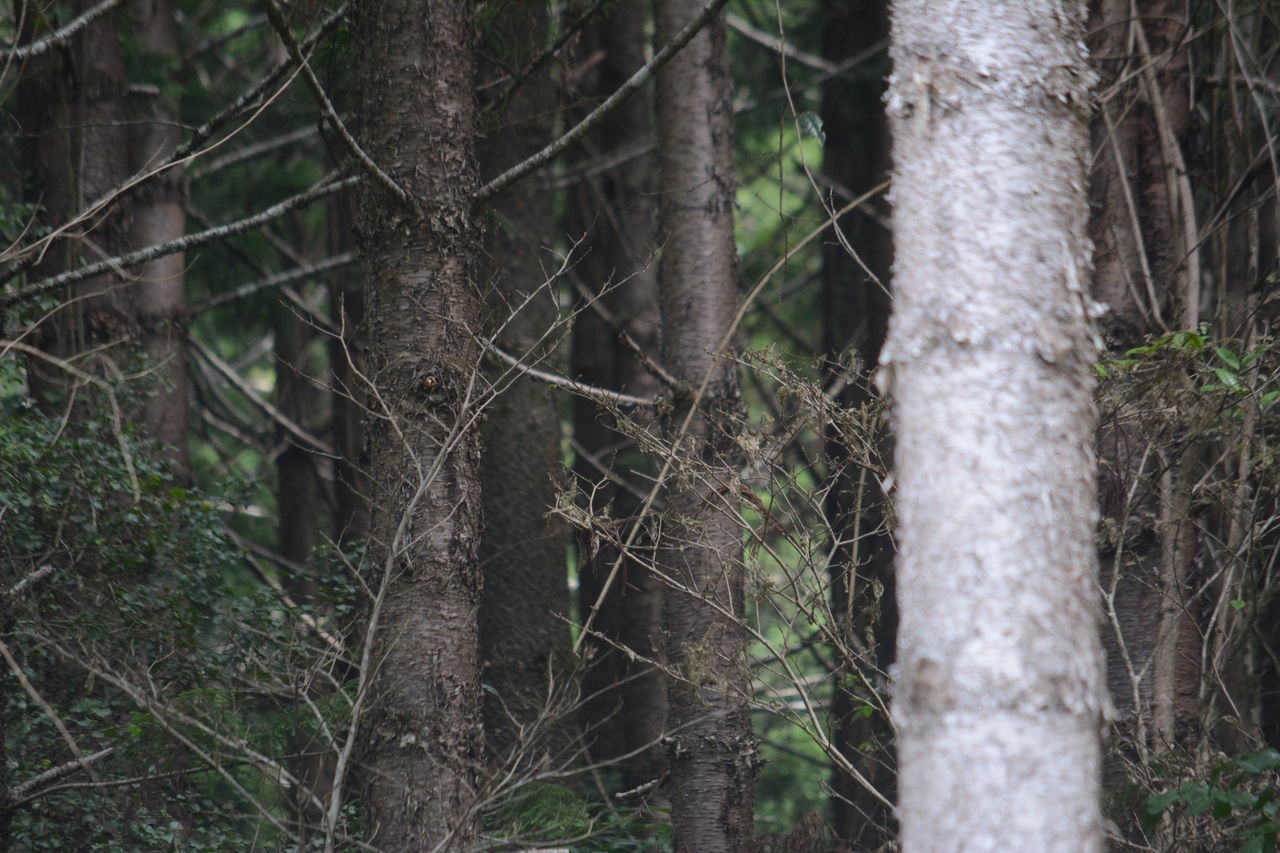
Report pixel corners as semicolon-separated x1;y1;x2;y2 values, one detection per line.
1216;347;1242;369
1231;599;1247;610
1238;836;1265;853
1146;789;1181;815
1237;750;1280;774
1261;390;1280;410
797;112;826;144
1214;367;1242;388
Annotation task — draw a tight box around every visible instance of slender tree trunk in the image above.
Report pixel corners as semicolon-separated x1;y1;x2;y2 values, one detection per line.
818;0;897;843
476;2;572;765
128;0;190;479
655;1;755;848
884;2;1106;850
353;1;483;849
567;1;669;790
1088;5;1202;825
275;298;328;839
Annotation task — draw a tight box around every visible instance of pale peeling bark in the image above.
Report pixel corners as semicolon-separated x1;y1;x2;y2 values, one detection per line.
655;1;755;849
354;1;483;849
883;3;1106;851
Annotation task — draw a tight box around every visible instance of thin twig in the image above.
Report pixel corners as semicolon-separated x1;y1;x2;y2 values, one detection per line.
0;339;142;501
190;122;324;180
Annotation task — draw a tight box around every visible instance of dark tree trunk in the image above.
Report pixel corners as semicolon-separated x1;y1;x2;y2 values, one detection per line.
476;1;572;766
328;192;370;546
353;1;483;849
275;298;328;839
818;0;897;845
127;0;189;479
16;0;135;408
1088;2;1202;816
566;0;669;791
655;0;756;848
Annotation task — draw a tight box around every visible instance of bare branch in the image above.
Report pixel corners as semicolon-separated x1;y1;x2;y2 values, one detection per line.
1;0;126;62
0;4;348;286
10;747;115;802
2;176;359;310
574;180;890;652
474;0;732;204
191;252;358;314
0;636;101;785
262;0;412;208
7;564;56;598
190;122;324;180
481;336;654;408
189;337;336;456
726;13;838;73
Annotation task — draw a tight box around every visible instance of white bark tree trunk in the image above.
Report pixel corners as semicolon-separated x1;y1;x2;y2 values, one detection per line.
882;3;1107;850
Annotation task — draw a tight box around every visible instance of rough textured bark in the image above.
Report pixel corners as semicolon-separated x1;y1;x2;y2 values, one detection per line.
1088;0;1202;779
884;2;1106;850
655;1;755;848
476;2;572;764
567;1;669;789
327;192;370;546
353;1;483;849
128;0;189;479
16;0;135;406
818;0;897;844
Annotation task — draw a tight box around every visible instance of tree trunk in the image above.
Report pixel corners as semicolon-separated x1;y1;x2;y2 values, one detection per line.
655;0;756;848
353;1;483;849
275;297;328;839
1088;2;1202;786
16;0;135;408
818;0;897;844
884;2;1106;850
328;191;370;546
128;0;190;480
567;0;669;790
476;1;572;765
